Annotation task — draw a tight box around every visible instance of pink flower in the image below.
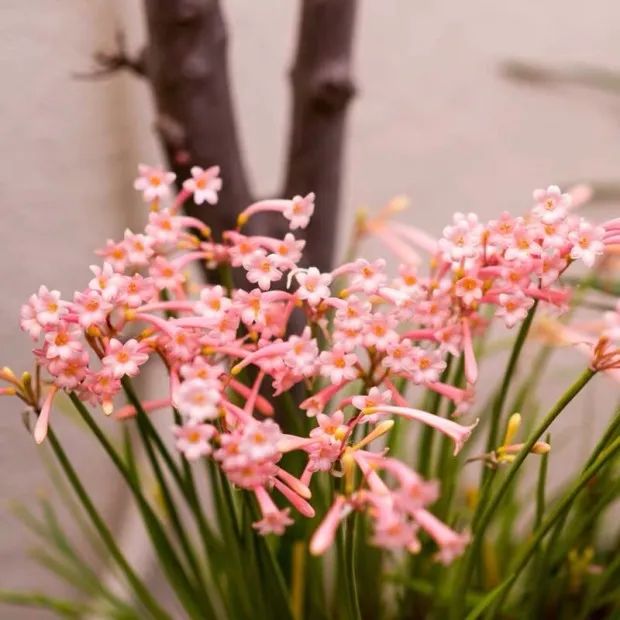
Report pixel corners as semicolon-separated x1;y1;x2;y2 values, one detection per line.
73;290;111;329
122;229;155;267
319;346;359;384
348;258;387;294
43;323;83;360
269;233;305;269
294;268;333;306
454;276;483;307
149;256;185;290
96;239;128;272
284;193;315;229
47;351;89;390
363;404;477;455
20;298;43;339
89;263;122;302
310;495;350;555
372;511;419;551
532;185;570;224
145;209;182;246
33;386;59;444
119;274;156;308
30;285;67;328
496;292;535;328
252;486;294;535
568;219;605;267
196;285;232;323
352;387;392;412
284;329;319;377
174;378;222;421
102;338;149;379
410;347;447;384
412;508;470;564
244;251;283;291
239;419;282;462
364;313;398;351
382;338;415;374
173;423;216;460
182;166;222;205
438;212;483;263
133;164;176;202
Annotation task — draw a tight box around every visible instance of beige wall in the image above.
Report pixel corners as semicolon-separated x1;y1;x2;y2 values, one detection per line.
1;1;619;615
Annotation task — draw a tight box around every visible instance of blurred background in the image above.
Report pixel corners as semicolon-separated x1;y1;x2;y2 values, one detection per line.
1;1;619;615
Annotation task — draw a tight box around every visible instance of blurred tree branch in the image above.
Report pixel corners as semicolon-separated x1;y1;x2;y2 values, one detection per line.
142;0;252;240
84;0;358;274
283;0;358;271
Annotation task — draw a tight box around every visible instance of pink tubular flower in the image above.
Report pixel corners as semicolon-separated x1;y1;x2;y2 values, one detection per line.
283;193;315;229
532;185;570;224
173;378;221;422
310;495;350;555
96;239;128;272
252;486;294;535
410;347;447;384
363;405;477;455
31;285;67;328
294;268;333;306
122;229;154;267
73;290;111;329
412;508;470;564
43;323;83;360
173;423;216;460
351;386;392;412
568;219;605;267
319;346;359;384
496;291;534;328
244;251;282;291
102;339;149;379
133;164;176;202
33;385;59;444
454;276;483;307
182;165;222;205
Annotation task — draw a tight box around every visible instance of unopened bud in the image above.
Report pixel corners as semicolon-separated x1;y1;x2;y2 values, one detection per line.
503;413;522;448
352;420;394;451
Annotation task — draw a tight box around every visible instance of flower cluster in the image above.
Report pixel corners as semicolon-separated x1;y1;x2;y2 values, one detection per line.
5;166;616;561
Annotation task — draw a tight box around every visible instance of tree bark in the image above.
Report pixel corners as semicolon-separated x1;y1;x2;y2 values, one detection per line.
142;0;252;238
283;0;358;272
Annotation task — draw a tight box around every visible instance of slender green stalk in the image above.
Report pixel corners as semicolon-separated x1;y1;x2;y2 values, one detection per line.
451;367;595;618
45;428;170;620
482;301;538;481
0;590;90;619
122;380;221;551
346;514;362;620
535;434;550;529
68;394;208;619
466;436;620;619
134;411;210;607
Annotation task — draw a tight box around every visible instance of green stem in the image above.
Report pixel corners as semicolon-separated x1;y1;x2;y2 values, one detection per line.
0;590;90;619
134;411;210;607
452;367;595;618
46;429;170;620
68;393;208;620
482;301;538;481
346;514;362;620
